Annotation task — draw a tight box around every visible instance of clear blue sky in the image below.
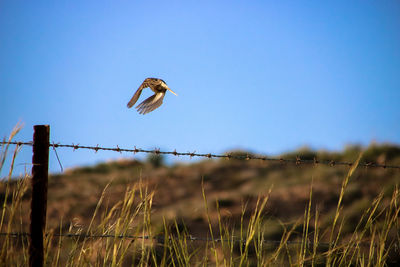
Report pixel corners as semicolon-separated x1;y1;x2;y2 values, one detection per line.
1;1;400;175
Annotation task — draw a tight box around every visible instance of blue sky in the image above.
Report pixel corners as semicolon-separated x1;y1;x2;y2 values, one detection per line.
1;1;400;175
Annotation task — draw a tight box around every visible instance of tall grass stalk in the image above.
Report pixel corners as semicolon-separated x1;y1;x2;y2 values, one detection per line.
238;189;270;266
0;124;28;265
299;178;313;266
327;153;362;266
201;177;219;266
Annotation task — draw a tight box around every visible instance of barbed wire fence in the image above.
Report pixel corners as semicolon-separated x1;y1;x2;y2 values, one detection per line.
4;141;400;170
6;231;397;252
1;125;400;266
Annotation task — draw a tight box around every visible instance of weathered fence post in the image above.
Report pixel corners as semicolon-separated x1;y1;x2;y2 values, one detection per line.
29;125;50;267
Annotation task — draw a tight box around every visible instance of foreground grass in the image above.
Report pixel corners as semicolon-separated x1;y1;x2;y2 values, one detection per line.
1;128;400;266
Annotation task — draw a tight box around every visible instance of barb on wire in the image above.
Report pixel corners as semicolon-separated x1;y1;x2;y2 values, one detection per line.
2;141;400;170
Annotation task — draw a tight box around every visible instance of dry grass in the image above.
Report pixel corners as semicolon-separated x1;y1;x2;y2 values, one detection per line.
1;125;400;266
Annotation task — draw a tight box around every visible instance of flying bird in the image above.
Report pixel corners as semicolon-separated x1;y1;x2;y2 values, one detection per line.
127;78;177;114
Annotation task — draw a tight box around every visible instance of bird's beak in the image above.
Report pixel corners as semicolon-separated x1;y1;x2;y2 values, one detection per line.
167;87;178;96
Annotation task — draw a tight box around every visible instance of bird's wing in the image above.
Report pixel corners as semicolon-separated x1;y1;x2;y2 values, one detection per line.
136;92;165;114
127;79;152;108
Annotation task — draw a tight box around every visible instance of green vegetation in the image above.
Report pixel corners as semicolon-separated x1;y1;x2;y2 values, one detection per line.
146;153;165;168
1;125;400;265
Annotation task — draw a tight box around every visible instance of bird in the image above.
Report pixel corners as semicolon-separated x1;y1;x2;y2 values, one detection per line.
127;78;177;114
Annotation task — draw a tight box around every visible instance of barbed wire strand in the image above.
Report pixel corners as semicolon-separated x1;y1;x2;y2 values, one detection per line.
1;232;388;249
0;231;314;244
2;141;400;170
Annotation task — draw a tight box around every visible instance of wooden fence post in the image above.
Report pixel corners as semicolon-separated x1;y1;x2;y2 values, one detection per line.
29;125;50;267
